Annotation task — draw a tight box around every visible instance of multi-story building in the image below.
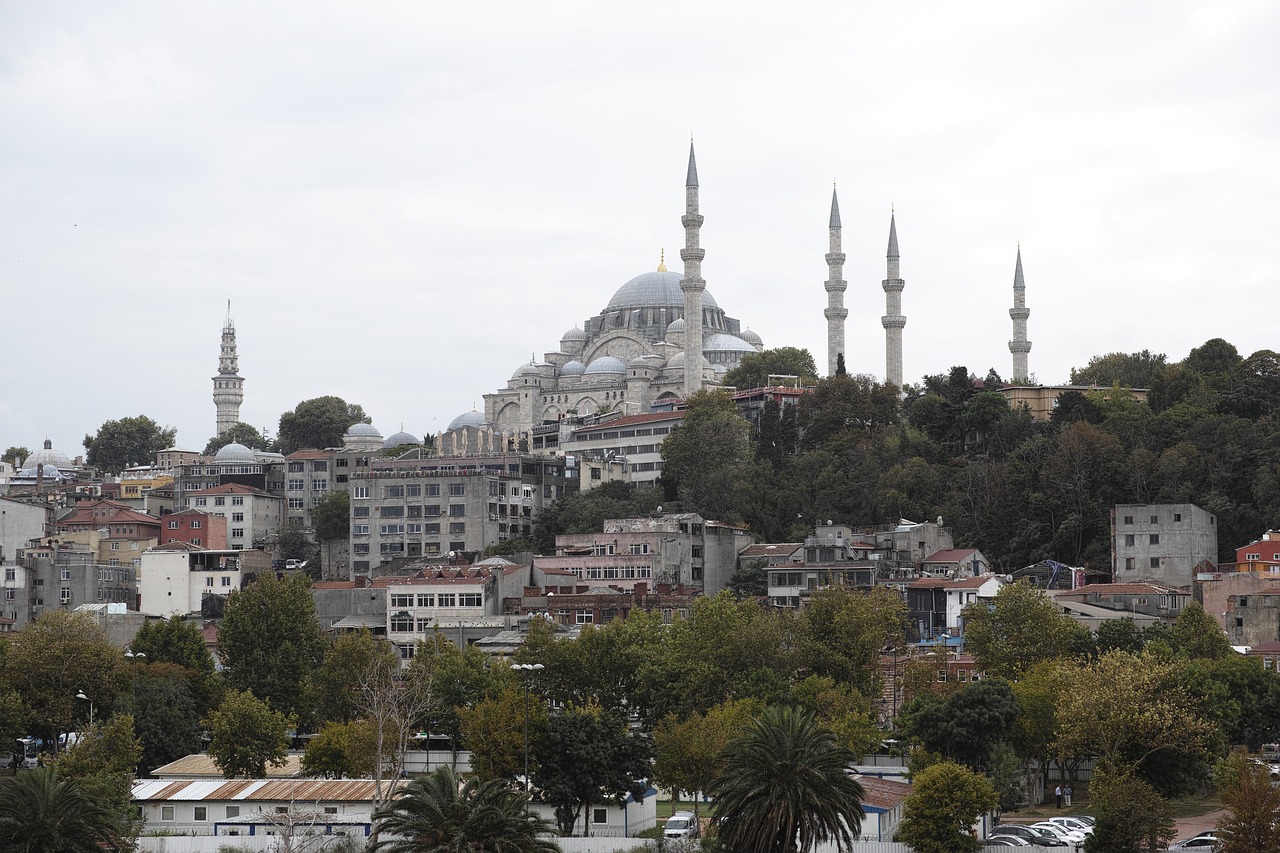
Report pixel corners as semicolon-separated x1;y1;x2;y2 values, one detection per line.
0;496;50;566
4;542;139;630
117;467;174;509
542;513;753;595
50;499;161;567
1224;588;1280;647
1236;530;1280;573
1111;503;1217;586
559;411;684;486
283;450;335;529
161;509;228;550
185;484;282;552
998;385;1149;421
906;575;1005;641
137;544;271;617
385;566;501;659
171;444;286;516
344;451;569;575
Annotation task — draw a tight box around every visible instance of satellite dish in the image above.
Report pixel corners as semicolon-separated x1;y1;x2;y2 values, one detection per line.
448;551;456;558
827;519;833;526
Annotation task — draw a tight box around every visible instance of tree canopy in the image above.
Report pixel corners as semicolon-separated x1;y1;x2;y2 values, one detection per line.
82;415;177;475
203;422;273;455
206;689;292;778
277;396;369;454
722;346;819;390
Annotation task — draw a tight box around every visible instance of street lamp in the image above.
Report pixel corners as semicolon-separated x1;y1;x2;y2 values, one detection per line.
75;690;94;729
512;663;545;791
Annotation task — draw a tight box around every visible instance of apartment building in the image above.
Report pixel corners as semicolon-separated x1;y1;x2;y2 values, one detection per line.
1111;503;1217;586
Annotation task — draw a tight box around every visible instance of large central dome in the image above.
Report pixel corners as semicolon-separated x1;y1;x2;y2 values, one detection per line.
606;271;719;312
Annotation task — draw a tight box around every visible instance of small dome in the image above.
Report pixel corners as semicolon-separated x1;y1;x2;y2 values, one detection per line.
741;328;763;348
23;439;72;470
448;411;490;431
629;354;657;368
561;327;588;343
606;270;719;312
215;443;257;464
346;423;383;438
383;431;419;449
561;360;587;377
665;318;686;333
511;361;542;380
584;356;627;375
666;351;712;370
703;333;758;354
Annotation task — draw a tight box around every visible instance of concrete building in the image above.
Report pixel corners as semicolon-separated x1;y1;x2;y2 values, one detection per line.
906;575;1005;641
921;548;990;578
284;449;335;530
311;576;388;633
138;545;271;617
560;411;684;486
542;513;753;596
186;483;283;552
1225;587;1280;647
172;444;287;517
1052;582;1190;619
3;540;139;630
0;496;50;566
1112;503;1217;586
999;385;1150;422
386;566;500;658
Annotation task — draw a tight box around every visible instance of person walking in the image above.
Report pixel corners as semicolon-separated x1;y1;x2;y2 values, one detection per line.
1065;784;1073;807
1055;784;1063;808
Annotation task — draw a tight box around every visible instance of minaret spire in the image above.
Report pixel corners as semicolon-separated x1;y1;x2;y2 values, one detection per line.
881;211;906;390
823;186;848;376
1009;246;1032;382
680;141;706;399
213;300;245;436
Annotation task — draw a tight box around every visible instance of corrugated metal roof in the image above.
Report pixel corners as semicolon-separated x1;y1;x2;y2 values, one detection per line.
133;778;406;802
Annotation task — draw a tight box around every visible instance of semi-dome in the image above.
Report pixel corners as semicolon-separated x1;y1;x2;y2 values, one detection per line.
448;411;490;431
740;328;763;348
665;318;686;333
606;271;719;312
703;333;758;354
584;356;627;375
383;431;419;449
560;360;587;377
23;439;72;470
346;423;382;438
214;442;257;464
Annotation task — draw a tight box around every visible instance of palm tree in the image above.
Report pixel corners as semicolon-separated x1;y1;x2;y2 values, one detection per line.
707;705;865;853
373;765;558;853
0;767;125;853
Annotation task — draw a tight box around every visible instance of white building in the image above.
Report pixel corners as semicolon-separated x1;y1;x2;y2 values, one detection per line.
187;483;283;551
385;566;501;659
138;546;250;617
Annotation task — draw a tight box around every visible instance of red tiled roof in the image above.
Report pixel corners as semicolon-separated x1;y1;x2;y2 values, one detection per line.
1068;583;1182;596
945;575;1000;589
923;549;978;563
857;776;912;809
287;450;332;460
907;578;949;589
311;581;357;590
1247;641;1280;653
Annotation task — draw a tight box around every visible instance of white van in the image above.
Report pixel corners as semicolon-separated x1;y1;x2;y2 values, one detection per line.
664;811;699;840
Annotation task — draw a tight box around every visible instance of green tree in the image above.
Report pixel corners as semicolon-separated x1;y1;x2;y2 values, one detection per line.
898;680;1020;772
1069;350;1167;389
895;761;998;853
372;766;557;853
52;714;142;835
1009;660;1070;807
219;573;325;717
82;415;177;475
311;490;351;542
653;698;759;822
1172;600;1231;659
789;676;880;756
276;518;315;565
531;481;662;553
660;390;751;521
1084;768;1176;853
206;689;291;778
302;720;380;779
458;681;548;783
727;560;769;598
722;346;819;390
6;611;122;747
1;447;29;469
532;707;651;837
796;373;901;451
132;664;204;774
202;422;273;456
708;705;865;853
277;396;369;454
961;581;1086;678
0;767;127;852
309;630;398;726
796;585;907;697
129;615;215;678
1216;753;1280;853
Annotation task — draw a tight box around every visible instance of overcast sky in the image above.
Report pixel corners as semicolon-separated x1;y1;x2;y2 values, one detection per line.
2;1;1277;461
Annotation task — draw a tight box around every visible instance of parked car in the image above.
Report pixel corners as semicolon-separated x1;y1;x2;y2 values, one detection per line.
1171;831;1220;849
1045;816;1095;836
1032;822;1087;848
990;823;1069;847
664;811;699;840
987;838;1033;847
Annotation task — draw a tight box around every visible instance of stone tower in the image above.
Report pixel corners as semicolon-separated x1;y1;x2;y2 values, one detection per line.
823;186;848;376
881;212;906;389
1008;246;1032;383
212;301;244;435
680;141;706;400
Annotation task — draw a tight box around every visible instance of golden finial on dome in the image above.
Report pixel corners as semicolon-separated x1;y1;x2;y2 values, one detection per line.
657;249;667;272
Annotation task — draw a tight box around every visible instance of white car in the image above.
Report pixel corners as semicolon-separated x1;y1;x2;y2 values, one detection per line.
1045;816;1094;836
1171;831;1220;849
663;811;699;840
1032;822;1087;848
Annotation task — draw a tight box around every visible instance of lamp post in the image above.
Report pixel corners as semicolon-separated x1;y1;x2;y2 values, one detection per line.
124;649;146;708
512;663;545;791
75;690;94;729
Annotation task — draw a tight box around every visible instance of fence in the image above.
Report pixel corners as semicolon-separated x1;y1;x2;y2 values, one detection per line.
137;836;1020;853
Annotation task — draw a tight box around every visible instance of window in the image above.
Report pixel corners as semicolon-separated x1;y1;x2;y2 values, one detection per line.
417;594;435;607
205;577;214;587
1150;557;1160;569
226;806;240;818
437;593;456;607
353;506;370;518
937;670;947;683
1174;513;1182;522
390;615;413;632
161;806;175;821
1125;557;1135;570
1150;515;1159;524
194;806;207;821
381;506;405;518
425;484;441;497
288;479;305;491
110;542;120;551
449;505;466;517
231;496;244;506
958;669;968;682
407;523;422;534
385;486;404;499
288;498;305;510
593;808;608;825
191;538;201;546
324;806;338;815
577;610;594;624
1123;515;1133;525
449;484;465;496
61;567;71;580
232;513;244;522
425;505;441;517
168;520;179;529
231;528;244;539
449;522;466;534
289;461;305;472
391;594;414;608
1125;534;1135;546
312;461;328;472
1149;534;1160;545
381;524;405;535
60;587;71;603
407;484;421;497
221;576;232;587
459;593;482;607
353;486;369;499
194;497;207;507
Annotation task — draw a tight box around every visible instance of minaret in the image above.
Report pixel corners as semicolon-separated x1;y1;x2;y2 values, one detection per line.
823;186;848;376
1009;246;1032;383
881;211;906;389
212;300;245;435
680;141;706;400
